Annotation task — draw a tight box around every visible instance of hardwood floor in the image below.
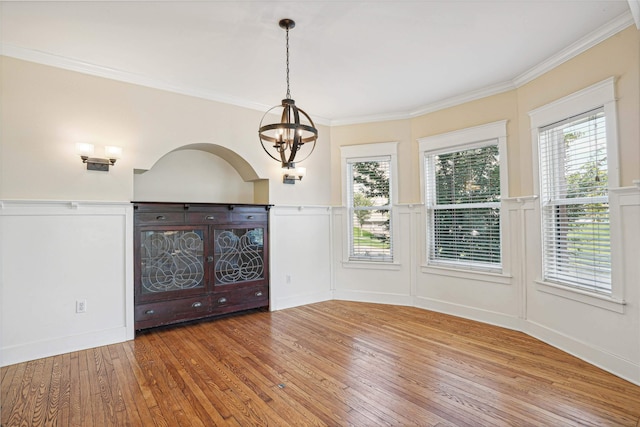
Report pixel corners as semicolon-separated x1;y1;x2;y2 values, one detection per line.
2;300;640;426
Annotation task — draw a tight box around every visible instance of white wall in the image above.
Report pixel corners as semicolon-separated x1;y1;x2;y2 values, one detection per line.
332;205;416;306
133;149;254;203
0;56;331;206
0;201;134;366
269;206;333;310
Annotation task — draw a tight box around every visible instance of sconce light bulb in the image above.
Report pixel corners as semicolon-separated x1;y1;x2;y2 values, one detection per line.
75;142;95;157
104;145;123;160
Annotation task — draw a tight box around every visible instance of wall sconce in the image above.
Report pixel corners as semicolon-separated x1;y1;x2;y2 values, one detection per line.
282;164;306;184
76;143;122;171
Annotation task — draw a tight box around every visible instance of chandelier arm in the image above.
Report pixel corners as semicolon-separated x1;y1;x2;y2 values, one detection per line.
259;139;283;162
287;108;317;164
285;104;301;164
259;107;287;163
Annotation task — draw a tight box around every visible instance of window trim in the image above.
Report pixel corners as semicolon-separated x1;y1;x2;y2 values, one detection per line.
529;77;623;304
341;142;399;265
418;120;509;274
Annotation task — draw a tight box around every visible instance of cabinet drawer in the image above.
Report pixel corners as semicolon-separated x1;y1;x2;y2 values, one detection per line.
230;212;268;223
135;296;210;329
212;286;269;313
135;212;185;224
185;211;230;224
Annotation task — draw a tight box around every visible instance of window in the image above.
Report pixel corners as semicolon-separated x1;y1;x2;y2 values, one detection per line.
419;121;507;272
341;142;398;263
530;77;619;298
425;143;501;268
347;159;392;261
538;108;611;292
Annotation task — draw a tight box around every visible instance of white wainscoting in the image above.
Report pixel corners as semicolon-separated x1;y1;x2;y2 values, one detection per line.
269;205;333;311
0;200;134;367
332;204;418;305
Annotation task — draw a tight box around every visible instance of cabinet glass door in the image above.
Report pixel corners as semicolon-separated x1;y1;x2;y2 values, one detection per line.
140;229;206;295
214;228;264;285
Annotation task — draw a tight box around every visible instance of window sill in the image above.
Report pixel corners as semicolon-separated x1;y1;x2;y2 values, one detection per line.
535;280;625;313
342;260;401;271
420;264;512;285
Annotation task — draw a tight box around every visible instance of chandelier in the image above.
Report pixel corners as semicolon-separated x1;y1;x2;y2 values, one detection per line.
259;19;318;182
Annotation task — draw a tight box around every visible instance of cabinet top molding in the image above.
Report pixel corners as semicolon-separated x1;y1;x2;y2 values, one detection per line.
132;202;272;211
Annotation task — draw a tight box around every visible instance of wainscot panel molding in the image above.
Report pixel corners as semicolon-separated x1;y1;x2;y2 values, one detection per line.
332;205;415;297
0;200;134;367
269;205;333;311
503;196;539;321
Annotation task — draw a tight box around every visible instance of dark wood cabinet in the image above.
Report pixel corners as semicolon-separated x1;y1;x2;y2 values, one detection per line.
133;202;270;330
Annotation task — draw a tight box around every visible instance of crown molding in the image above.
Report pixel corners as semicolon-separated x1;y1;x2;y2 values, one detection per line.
628;0;640;29
329;110;412;127
410;81;516;118
0;43;333;126
330;80;516;127
333;11;634;127
512;12;634;87
1;10;634;128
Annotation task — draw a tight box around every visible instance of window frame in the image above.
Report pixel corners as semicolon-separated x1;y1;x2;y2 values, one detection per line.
418;120;509;274
529;77;624;307
341;142;399;266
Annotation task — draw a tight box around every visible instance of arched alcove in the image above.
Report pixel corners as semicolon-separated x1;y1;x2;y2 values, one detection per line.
133;143;269;204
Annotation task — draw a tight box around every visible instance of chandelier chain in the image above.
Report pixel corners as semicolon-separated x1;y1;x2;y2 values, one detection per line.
285;26;291;99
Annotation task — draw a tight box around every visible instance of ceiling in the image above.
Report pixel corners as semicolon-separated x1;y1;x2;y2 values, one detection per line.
1;1;638;125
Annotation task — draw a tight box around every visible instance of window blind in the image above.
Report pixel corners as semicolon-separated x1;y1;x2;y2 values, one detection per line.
425;144;501;268
538;107;611;292
348;159;392;261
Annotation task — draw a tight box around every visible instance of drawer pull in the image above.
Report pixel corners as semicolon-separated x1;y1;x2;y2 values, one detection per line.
205;215;215;220
144;309;155;315
217;297;227;304
247;215;254;219
192;302;202;308
255;291;263;297
156;215;166;220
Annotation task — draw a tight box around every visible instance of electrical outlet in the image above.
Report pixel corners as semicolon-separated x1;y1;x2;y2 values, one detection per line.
286;274;291;284
76;299;87;313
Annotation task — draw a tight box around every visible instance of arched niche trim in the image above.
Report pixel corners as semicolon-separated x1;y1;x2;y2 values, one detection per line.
134;143;269;204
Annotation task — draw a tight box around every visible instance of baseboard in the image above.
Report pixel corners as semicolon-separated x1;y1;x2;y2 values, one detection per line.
271;290;333;311
333;289;414;306
524;320;640;386
1;326;130;367
413;296;523;331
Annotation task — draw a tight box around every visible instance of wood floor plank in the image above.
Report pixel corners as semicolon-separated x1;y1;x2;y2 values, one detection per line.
110;343;156;426
0;358;25;424
3;301;640;426
78;350;95;427
149;330;228;426
0;362;20;408
2;358;37;426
